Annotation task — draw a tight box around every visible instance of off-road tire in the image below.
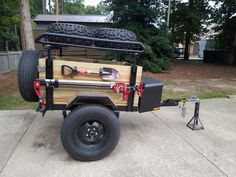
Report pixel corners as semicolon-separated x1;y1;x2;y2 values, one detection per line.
47;23;90;36
18;50;44;102
61;104;120;161
95;28;137;41
94;28;138;49
47;23;92;46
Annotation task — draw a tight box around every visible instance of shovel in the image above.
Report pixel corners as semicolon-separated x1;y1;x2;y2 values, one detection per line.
61;65;120;81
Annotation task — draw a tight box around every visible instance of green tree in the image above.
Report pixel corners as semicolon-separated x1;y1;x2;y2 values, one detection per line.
104;0;173;73
170;0;209;60
96;2;109;14
30;0;43;17
64;0;85;14
212;0;236;30
215;17;236;48
0;0;20;50
211;0;236;49
84;3;109;15
106;0;165;27
64;0;109;15
84;6;98;14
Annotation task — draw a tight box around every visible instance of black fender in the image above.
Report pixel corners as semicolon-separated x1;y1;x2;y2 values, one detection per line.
66;94;119;118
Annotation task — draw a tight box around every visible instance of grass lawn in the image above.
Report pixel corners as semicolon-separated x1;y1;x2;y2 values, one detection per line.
0;90;37;110
0;71;37;110
162;89;236;100
146;60;236;100
0;60;236;110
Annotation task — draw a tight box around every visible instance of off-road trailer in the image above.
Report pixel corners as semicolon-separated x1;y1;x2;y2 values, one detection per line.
18;23;203;161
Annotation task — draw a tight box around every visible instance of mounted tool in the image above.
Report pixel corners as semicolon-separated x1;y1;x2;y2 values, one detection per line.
61;65;120;81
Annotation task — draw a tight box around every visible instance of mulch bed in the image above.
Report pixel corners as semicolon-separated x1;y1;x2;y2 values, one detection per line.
144;60;236;80
0;71;18;96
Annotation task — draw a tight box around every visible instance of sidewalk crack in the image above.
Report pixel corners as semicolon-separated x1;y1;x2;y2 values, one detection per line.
152;112;228;177
0;112;37;175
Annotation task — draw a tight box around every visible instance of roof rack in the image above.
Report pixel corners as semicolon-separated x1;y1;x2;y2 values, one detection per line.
35;32;146;54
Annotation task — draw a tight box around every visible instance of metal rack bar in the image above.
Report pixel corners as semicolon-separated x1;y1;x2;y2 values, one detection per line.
127;54;138;111
35;32;146;54
43;45;54;116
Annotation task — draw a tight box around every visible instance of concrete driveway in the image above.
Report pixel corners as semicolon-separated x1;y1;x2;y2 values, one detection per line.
0;98;236;177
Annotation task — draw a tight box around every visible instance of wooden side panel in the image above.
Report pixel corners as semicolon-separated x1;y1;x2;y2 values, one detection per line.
39;57;142;106
53;57;142;83
52;88;140;106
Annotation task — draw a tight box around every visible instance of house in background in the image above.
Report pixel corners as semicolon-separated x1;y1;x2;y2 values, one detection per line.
33;14;112;32
177;23;219;59
33;14;112;58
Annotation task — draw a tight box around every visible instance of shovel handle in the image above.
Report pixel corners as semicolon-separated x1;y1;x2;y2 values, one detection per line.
61;65;77;76
76;68;99;75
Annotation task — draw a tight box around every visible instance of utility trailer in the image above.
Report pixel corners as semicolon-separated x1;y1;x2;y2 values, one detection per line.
18;23;203;161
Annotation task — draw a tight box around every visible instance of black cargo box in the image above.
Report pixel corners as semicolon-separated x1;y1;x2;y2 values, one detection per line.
138;77;163;113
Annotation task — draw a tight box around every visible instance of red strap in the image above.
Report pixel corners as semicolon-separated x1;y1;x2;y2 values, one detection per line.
34;81;41;97
137;82;144;97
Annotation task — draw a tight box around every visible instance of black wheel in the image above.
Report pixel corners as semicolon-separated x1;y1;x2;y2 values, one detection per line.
61;104;120;161
95;28;138;49
18;50;44;102
47;23;92;46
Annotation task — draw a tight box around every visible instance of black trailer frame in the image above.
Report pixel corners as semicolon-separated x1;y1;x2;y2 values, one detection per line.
35;32;145;116
35;32;203;131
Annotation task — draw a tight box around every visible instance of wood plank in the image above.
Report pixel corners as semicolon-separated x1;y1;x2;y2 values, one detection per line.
53;59;142;83
40;87;137;106
52;88;139;106
39;57;142;83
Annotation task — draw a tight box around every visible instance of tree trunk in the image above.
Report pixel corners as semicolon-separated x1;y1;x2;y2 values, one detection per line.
183;0;193;60
19;0;35;50
184;31;190;60
48;0;52;14
61;0;64;14
43;0;47;14
171;0;176;40
5;40;9;51
14;25;20;51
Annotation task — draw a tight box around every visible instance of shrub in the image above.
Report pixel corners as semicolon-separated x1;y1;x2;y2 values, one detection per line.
103;24;173;73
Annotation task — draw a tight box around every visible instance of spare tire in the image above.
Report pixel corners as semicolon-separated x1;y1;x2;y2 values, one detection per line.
94;28;138;49
47;23;92;46
47;23;90;36
95;28;137;41
18;50;43;102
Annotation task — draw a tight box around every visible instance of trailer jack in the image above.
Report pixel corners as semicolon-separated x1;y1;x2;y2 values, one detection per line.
186;101;204;131
161;96;204;131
